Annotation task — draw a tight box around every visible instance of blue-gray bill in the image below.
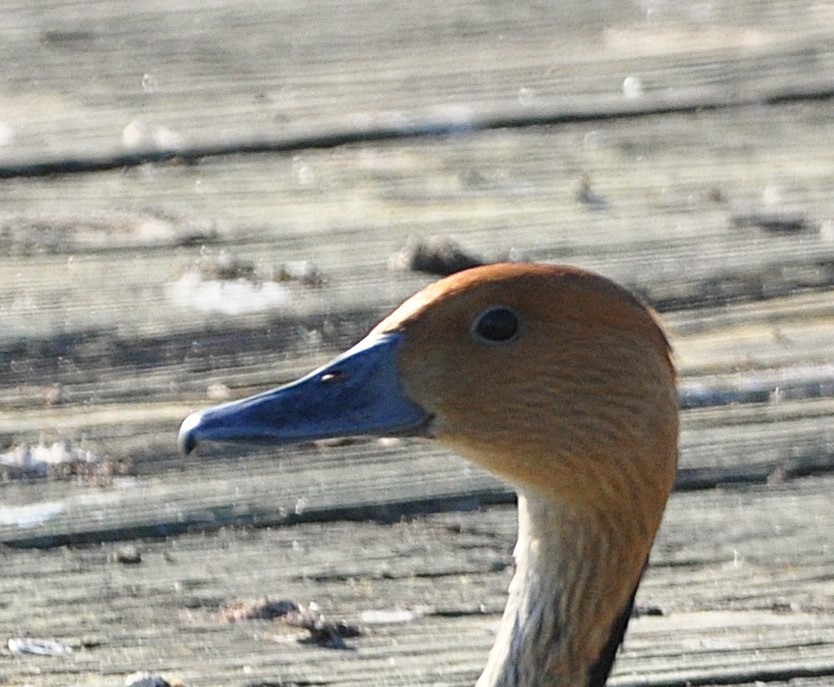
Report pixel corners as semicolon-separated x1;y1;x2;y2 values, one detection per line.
178;332;430;455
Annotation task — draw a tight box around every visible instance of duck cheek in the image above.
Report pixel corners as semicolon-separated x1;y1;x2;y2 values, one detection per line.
433;427;509;474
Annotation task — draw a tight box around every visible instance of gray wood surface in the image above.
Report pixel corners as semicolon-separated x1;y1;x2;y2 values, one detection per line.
2;477;834;686
1;0;833;171
2;0;834;685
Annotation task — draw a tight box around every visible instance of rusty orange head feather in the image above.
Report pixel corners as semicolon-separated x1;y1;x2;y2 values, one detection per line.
373;263;677;523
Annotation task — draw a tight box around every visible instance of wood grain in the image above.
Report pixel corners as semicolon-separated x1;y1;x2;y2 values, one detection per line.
2;475;833;686
1;0;833;169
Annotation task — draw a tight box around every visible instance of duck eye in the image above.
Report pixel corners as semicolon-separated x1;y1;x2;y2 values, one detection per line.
472;306;519;343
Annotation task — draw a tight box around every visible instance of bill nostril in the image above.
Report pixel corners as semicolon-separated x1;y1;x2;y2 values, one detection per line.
320;369;346;383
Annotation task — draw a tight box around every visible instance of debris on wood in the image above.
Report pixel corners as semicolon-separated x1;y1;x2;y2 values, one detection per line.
575;174;607;209
219;598;362;648
198;249;256;281
769;600;802;613
109;545;143;565
0;441;95;477
284;604;362;648
167;268;290;315
197;250;325;286
273;260;326;287
168;251;325;315
0;441;133;483
45;455;134;484
7;637;73;656
730;211;811;233
124;670;186;687
389;235;485;276
219;598;301;622
0;501;63;528
632;603;664;617
622;75;643;99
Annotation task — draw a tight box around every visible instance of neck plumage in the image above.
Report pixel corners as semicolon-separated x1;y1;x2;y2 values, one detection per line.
476;490;650;687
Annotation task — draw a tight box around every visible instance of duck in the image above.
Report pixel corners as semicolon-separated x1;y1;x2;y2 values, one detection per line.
178;262;679;687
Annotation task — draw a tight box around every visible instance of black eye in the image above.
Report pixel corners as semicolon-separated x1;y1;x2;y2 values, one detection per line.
472;306;519;343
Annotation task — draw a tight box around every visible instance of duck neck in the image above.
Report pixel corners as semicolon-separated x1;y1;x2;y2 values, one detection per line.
476;489;649;687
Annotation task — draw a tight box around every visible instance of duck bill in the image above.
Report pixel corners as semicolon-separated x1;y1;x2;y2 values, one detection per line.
178;332;430;454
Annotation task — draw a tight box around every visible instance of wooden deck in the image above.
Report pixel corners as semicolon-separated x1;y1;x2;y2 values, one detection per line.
2;0;834;685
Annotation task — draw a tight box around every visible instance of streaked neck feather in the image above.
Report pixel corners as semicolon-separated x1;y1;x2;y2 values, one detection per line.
476;490;645;687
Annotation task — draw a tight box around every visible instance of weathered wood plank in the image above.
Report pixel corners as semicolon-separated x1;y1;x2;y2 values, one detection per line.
4;149;834;542
2;474;833;686
1;0;832;168
1;96;832;686
4;390;834;547
1;100;833;376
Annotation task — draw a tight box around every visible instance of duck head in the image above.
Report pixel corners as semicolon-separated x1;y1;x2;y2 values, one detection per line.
181;262;675;518
178;262;679;687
